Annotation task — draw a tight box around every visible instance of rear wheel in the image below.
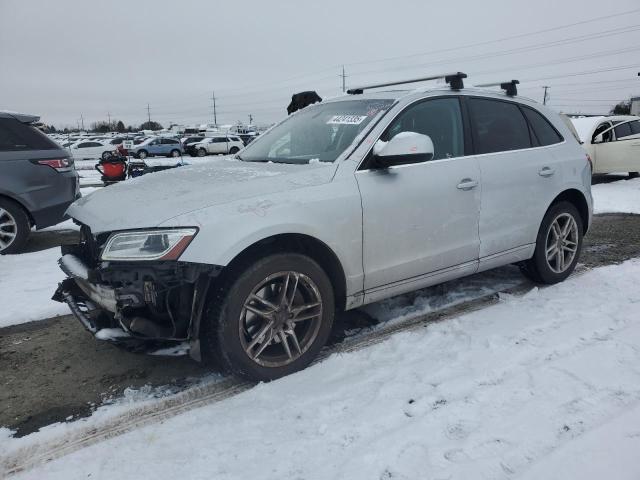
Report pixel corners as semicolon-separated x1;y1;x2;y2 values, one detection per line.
520;201;583;284
200;253;335;381
0;199;30;254
169;149;180;158
101;151;112;160
137;149;148;159
229;147;240;154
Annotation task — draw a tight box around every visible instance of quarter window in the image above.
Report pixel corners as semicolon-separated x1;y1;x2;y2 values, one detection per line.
382;97;464;161
468;98;531;154
522;107;563;146
629;120;640;135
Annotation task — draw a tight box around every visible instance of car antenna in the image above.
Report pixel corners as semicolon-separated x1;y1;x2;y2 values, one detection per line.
346;72;467;95
475;80;520;97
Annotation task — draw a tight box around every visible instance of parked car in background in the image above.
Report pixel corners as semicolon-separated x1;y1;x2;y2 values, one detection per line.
54;78;592;381
570;115;640;177
69;140;115;160
0;111;80;253
188;135;244;157
129;137;183;159
181;136;205;151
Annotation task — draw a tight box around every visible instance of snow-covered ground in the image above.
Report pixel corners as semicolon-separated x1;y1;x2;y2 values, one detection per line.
4;259;640;480
0;247;68;328
592;176;640;214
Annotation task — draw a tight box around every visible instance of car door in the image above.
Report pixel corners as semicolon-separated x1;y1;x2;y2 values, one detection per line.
468;98;564;266
590;121;619;173
356;96;481;301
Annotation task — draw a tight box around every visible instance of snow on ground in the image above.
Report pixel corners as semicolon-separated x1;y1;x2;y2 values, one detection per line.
592;176;640;214
5;260;640;480
0;247;67;328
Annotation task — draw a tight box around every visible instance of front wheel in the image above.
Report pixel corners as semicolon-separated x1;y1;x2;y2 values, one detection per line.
520;201;583;284
101;151;112;160
197;148;207;157
229;147;240;154
137;150;148;159
629;172;639;178
200;253;335;381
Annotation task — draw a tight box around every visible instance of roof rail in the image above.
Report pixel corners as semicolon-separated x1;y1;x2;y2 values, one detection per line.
475;80;519;97
347;72;467;95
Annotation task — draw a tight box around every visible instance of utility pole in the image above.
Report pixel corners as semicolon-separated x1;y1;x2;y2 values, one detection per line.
80;113;84;131
211;91;218;126
107;112;111;125
147;104;151;123
542;86;550;105
248;114;253;125
339;65;347;93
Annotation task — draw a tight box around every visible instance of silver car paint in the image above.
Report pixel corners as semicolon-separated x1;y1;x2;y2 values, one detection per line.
69;88;592;310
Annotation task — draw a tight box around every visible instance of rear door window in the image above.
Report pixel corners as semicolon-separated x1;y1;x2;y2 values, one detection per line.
522;107;563;146
0;118;60;152
468;98;531;154
614;122;633;139
630;120;640;135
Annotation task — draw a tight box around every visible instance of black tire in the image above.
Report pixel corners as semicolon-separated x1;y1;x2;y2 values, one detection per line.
629;172;639;178
197;148;207;157
229;147;240;154
137;150;148;159
520;201;583;284
169;149;180;158
200;253;335;381
0;198;30;255
101;151;112;160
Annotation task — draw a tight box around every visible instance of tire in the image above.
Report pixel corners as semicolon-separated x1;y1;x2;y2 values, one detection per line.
101;151;112;160
229;147;240;154
169;149;180;158
137;150;148;159
200;253;335;381
520;201;583;284
0;198;30;255
629;172;639;178
197;148;207;157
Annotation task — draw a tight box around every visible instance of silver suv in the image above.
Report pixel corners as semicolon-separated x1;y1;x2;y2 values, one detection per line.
54;73;592;380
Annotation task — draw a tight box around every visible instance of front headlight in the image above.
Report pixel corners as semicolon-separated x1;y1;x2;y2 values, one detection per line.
101;228;197;261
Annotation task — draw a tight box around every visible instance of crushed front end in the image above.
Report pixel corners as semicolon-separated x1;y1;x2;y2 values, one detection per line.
52;225;220;358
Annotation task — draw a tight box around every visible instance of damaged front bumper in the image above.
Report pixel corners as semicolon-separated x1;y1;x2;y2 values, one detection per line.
53;250;221;358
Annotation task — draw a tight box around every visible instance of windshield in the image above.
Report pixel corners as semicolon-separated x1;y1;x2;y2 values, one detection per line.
239;99;394;164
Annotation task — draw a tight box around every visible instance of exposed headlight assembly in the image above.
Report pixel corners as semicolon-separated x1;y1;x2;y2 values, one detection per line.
101;228;197;261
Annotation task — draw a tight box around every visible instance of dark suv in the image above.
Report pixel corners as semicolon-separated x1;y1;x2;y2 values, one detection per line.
0;111;80;253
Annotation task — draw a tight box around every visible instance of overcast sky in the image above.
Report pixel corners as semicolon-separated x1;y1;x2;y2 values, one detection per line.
1;0;639;129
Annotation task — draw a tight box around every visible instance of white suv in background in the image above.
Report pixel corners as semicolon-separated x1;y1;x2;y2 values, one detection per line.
190;135;244;157
54;73;592;381
571;115;640;176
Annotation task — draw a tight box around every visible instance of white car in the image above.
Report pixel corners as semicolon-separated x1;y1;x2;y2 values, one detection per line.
190;135;244;157
55;74;592;381
69;140;114;160
570;115;640;176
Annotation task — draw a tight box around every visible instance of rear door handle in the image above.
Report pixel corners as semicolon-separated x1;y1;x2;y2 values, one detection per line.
457;179;478;190
539;167;555;177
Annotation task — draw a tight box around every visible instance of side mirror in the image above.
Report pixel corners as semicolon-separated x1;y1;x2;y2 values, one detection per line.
593;133;604;144
373;132;434;168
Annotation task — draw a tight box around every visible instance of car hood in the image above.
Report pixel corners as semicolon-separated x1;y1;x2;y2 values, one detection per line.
68;157;336;233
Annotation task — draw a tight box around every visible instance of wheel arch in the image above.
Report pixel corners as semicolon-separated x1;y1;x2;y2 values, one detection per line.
220;233;348;312
0;193;34;226
548;188;590;234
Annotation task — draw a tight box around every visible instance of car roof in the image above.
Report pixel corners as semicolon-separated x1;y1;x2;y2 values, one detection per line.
0;110;40;123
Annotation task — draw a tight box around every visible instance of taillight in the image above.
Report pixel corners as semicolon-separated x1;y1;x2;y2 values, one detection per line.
36;158;72;171
585;153;593;172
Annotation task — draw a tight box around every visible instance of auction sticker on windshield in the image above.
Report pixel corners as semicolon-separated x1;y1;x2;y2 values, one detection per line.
327;115;368;125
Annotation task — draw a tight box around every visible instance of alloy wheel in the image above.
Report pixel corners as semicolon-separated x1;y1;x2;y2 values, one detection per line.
239;271;323;368
0;207;18;252
545;212;578;274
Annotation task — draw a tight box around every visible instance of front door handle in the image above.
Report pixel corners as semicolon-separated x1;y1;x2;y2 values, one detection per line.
539;167;555;177
457;178;478;190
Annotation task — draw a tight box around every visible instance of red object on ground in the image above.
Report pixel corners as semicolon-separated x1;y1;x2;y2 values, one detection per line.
101;161;126;179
